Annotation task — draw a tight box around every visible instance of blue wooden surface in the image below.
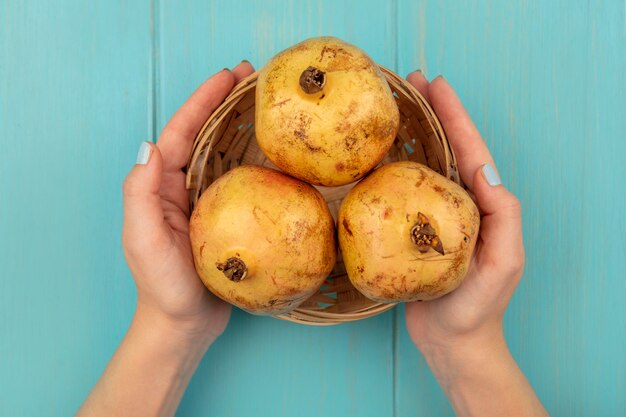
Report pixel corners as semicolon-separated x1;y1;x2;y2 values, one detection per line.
1;1;624;416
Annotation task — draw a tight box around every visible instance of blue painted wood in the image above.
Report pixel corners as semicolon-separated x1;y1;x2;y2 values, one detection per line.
396;1;626;416
155;0;398;133
156;1;397;416
0;1;151;415
1;0;624;416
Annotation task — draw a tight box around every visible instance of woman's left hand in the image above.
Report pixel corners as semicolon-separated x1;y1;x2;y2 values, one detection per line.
122;61;255;341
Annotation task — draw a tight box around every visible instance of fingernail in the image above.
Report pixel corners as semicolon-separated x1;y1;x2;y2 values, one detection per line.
136;141;152;165
434;74;445;81
222;67;230;72
241;59;250;64
481;163;501;186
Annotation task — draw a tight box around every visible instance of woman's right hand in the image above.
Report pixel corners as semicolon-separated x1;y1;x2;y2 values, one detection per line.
403;72;548;417
404;73;525;354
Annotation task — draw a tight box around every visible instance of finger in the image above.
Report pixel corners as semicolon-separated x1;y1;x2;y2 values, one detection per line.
157;69;236;172
472;164;524;277
157;63;254;218
428;76;496;190
406;70;430;102
122;142;169;254
232;60;255;83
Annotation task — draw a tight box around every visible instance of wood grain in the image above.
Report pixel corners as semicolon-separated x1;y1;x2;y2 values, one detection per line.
157;1;397;415
396;1;626;416
0;0;624;416
0;1;152;416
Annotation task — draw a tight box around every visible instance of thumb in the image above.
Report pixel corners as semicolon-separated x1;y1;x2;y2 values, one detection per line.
122;142;167;255
472;163;525;275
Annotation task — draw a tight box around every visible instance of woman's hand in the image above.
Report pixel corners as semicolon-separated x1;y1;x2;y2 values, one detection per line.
78;62;255;417
404;72;548;417
404;72;524;352
121;62;254;341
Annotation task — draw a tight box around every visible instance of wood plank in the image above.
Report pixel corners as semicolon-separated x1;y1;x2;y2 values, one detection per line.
3;1;623;416
157;1;397;416
0;1;152;416
395;1;626;415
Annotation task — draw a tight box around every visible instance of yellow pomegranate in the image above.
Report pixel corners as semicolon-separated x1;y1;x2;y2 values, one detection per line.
255;36;400;186
338;161;480;302
189;165;336;314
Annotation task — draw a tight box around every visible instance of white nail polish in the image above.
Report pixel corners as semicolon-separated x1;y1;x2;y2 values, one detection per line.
482;163;501;186
136;142;152;165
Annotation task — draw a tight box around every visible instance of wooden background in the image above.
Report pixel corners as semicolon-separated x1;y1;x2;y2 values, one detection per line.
1;1;625;416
